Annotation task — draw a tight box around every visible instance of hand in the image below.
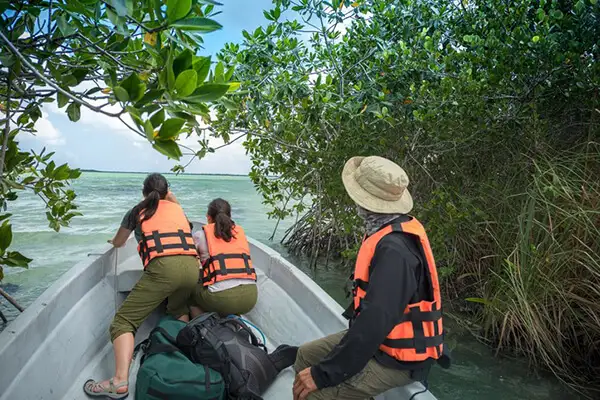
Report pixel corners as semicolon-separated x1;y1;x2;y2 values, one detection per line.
293;368;317;400
165;191;178;203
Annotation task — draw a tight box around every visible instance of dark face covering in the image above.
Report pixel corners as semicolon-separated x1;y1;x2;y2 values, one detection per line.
356;205;401;236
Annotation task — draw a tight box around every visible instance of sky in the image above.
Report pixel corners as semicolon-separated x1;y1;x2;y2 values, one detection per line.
17;0;279;175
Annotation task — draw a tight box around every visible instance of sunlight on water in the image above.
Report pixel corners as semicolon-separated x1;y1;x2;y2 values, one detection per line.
1;172;578;399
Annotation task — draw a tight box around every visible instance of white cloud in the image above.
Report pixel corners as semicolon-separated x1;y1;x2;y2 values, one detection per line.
32;113;65;146
45;100;145;144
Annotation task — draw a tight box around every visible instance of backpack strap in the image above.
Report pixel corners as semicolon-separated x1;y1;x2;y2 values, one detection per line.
220;319;266;352
152;327;179;345
140;326;182;363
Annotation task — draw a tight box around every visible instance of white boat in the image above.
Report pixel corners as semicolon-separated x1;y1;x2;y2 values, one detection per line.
0;225;437;400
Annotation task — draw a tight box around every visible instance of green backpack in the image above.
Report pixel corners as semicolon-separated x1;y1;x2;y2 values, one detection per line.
135;317;225;400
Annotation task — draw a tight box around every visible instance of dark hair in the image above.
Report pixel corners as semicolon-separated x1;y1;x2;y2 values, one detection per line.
133;173;169;224
207;198;235;242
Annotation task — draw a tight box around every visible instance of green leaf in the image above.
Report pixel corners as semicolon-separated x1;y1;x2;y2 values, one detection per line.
167;49;176;91
173;49;193;76
120;73;146;102
158;118;185;139
171;17;222;32
263;10;274;21
532;35;540;43
536;8;546;21
61;74;78;87
113;86;130;102
193;56;211;83
167;0;192;22
57;14;76;36
150;109;165;128
144;120;155;141
135;89;165;107
224;66;235;81
227;82;241;92
108;0;128;16
57;92;69;108
221;98;238;111
175;70;198;98
2;251;32;267
153;140;182;160
214;61;224;82
0;221;12;251
465;297;492;306
0;54;15;67
67;103;81;122
54;164;70;180
186;83;229;103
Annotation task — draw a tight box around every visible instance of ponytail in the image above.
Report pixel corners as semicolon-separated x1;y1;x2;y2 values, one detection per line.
133;173;169;225
207;198;235;242
135;190;161;224
214;212;235;242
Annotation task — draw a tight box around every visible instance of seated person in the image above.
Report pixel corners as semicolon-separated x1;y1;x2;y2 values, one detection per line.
190;198;258;318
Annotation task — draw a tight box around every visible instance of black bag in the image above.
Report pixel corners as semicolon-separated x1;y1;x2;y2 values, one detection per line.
176;312;298;400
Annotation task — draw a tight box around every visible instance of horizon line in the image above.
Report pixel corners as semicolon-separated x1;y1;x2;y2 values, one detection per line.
80;169;249;177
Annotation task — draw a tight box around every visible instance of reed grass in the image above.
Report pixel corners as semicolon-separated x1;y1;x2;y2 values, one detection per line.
464;147;600;396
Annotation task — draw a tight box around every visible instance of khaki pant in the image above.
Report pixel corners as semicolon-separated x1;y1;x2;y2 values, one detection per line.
294;331;413;400
191;283;258;316
109;255;199;341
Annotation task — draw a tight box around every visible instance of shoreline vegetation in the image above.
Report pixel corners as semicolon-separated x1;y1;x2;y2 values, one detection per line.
1;0;598;399
211;1;600;398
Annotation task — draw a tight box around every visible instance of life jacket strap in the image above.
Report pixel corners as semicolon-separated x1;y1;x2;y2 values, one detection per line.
202;253;255;283
138;230;195;263
382;333;444;352
383;304;444;354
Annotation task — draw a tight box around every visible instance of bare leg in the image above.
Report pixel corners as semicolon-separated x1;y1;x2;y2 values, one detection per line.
190;305;203;319
88;332;133;394
178;313;190;323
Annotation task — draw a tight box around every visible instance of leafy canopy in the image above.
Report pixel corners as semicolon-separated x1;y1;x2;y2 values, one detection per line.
0;0;238;279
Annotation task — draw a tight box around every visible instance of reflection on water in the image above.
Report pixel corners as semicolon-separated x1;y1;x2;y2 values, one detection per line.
1;172;580;399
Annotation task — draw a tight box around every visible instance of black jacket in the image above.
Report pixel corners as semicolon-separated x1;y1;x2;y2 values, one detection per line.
311;215;434;389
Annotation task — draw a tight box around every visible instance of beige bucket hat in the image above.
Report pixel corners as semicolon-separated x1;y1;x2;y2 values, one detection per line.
342;156;413;214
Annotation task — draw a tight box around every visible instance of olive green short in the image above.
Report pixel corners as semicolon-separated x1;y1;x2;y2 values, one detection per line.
109;255;200;341
191;283;258;316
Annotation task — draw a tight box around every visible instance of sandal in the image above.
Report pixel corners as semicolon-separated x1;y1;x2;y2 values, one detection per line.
83;378;129;399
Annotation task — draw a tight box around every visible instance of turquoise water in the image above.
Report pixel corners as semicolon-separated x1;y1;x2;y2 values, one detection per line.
1;172;578;399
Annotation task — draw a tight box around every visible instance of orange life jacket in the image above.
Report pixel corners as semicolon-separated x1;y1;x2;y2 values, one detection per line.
137;200;198;268
201;223;256;286
352;217;444;362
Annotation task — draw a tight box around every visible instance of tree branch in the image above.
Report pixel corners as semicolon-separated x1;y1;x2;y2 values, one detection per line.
0;70;12;178
0;29;123;118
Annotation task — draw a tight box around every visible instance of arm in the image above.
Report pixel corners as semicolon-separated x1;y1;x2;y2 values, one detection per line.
165;190;179;204
192;229;210;263
110;208;135;248
310;234;419;389
109;226;131;248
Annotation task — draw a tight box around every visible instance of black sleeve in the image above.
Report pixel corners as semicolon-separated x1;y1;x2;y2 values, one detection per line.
120;208;137;231
310;233;419;389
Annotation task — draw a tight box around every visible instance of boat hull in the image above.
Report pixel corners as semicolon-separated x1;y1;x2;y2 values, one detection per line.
0;230;435;400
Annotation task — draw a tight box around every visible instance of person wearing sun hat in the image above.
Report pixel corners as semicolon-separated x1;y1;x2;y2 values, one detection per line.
293;156;448;400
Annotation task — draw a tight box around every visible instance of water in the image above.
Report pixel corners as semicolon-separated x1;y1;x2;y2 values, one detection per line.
1;172;578;399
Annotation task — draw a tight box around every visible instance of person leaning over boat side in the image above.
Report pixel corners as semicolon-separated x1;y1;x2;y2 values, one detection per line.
189;198;258;318
293;156;450;400
84;173;200;400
